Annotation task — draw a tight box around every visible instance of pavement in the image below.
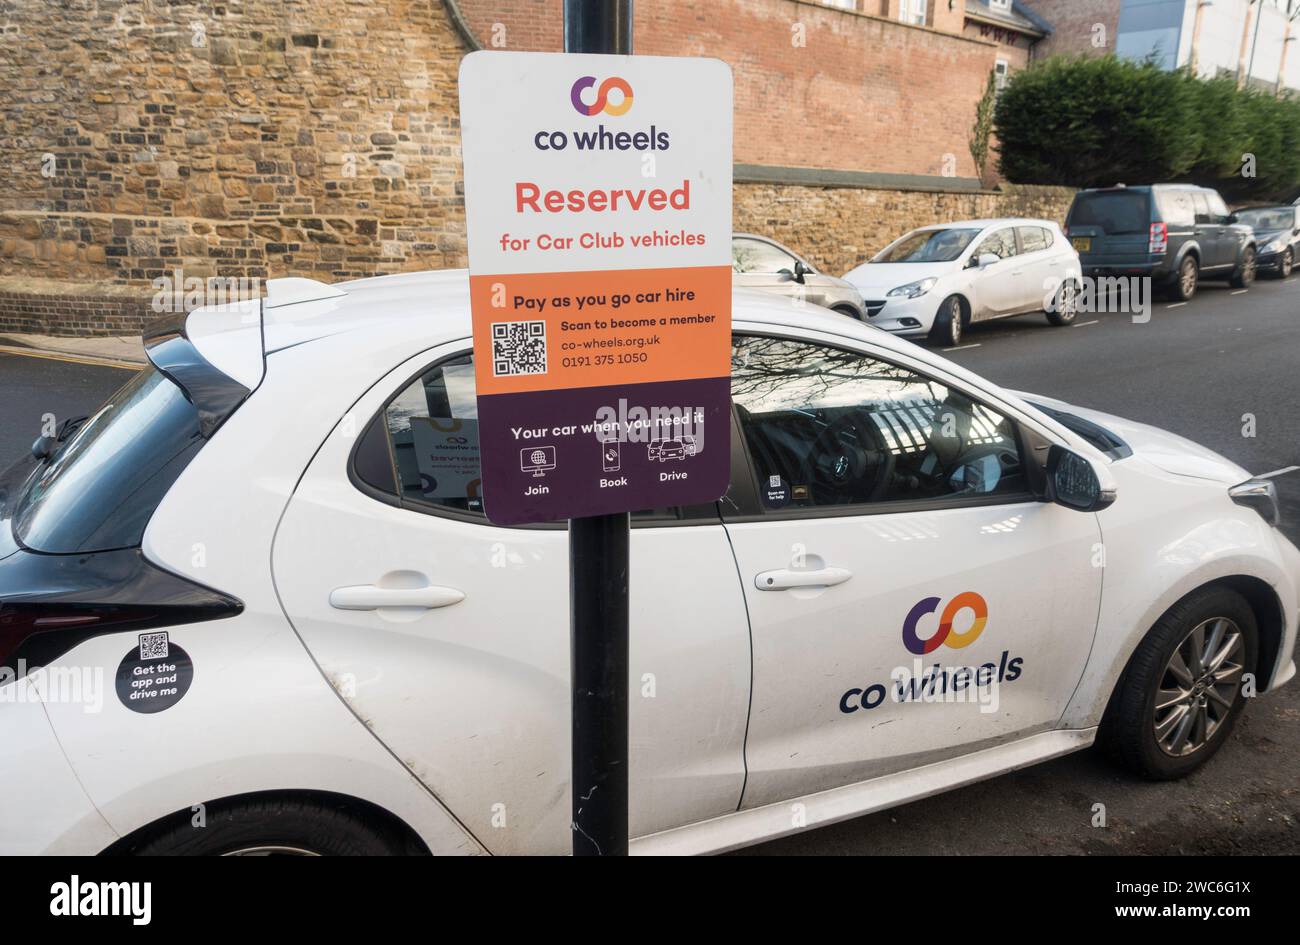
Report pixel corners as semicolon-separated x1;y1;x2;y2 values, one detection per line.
0;332;146;370
0;273;1296;855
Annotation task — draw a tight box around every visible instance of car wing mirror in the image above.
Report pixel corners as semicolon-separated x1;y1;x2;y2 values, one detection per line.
792;260;809;284
977;253;1001;269
31;434;56;461
1045;445;1116;512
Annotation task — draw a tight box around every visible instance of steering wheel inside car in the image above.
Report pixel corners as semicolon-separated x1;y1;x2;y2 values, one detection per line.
809;413;894;504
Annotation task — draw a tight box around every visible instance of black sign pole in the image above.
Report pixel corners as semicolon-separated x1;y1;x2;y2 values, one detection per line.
564;0;634;857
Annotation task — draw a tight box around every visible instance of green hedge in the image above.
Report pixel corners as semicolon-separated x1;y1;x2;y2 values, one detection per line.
994;56;1300;202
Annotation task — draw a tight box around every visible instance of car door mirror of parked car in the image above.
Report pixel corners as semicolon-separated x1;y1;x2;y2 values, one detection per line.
975;252;1001;269
792;260;809;284
1045;444;1116;513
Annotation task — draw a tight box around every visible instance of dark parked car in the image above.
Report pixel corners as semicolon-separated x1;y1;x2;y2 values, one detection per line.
1065;184;1257;301
1230;205;1299;278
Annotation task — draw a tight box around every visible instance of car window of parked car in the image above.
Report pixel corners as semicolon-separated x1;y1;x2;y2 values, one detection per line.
730;335;1028;513
1233;207;1295;231
1192;192;1212;224
353;354;706;524
1069;190;1150;235
1206;192;1230;221
1017;226;1052;253
872;228;980;263
733;238;799;274
1154;190;1195;227
972;227;1018;260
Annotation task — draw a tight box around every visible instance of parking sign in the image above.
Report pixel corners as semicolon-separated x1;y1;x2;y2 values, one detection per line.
458;51;733;525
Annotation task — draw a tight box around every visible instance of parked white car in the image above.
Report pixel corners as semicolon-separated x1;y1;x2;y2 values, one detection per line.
844;218;1082;346
1;271;1295;856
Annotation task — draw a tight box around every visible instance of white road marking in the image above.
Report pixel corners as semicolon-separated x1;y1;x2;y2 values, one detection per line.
1258;466;1300;479
944;343;982;351
1071;320;1099;328
1230;289;1249;296
1166;302;1187;309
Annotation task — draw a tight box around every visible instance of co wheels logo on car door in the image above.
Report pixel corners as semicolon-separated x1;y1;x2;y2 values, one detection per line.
902;592;988;655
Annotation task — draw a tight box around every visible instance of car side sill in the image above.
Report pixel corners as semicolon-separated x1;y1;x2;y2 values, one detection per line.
630;727;1096;856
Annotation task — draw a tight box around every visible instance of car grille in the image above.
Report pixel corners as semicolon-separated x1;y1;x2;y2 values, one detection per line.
864;300;887;318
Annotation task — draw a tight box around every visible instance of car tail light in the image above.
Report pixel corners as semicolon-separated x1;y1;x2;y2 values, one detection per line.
1149;222;1168;255
0;548;242;679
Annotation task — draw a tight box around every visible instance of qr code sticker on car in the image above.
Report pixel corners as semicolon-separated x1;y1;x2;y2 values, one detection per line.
138;632;170;660
492;320;547;377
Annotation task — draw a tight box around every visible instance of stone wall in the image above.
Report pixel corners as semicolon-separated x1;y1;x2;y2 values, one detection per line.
0;0;469;292
735;181;1075;277
0;0;1069;337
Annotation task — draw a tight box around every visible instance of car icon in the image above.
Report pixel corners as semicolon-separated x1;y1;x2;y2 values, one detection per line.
648;437;695;461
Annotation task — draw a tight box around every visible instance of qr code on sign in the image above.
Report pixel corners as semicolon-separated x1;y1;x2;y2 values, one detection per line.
138;632;169;660
491;320;547;377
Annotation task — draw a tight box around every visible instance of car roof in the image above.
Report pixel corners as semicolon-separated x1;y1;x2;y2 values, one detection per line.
910;218;1058;230
182;268;939;387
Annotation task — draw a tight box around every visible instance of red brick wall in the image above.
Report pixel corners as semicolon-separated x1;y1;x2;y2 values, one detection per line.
0;288;154;337
1018;0;1120;60
458;0;1000;179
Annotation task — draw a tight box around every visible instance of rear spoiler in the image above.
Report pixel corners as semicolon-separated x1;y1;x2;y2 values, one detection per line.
142;309;253;438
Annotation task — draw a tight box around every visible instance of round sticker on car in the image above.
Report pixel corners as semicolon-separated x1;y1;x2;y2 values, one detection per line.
115;632;194;714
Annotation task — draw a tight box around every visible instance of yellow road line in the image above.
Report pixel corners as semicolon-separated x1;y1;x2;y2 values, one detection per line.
0;344;141;371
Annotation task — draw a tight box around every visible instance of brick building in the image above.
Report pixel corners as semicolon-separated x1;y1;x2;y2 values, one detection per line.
0;0;1072;335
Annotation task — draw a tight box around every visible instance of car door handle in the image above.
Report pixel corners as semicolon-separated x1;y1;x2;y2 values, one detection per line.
329;584;465;611
754;567;852;591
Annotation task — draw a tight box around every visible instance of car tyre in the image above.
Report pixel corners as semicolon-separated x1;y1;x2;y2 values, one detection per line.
1170;255;1198;301
129;796;414;856
1100;586;1258;781
1045;279;1079;326
928;295;965;347
1277;248;1293;279
1229;246;1257;288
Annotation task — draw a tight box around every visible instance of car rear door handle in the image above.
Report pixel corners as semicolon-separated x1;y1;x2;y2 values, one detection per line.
329;585;465;611
754;567;852;591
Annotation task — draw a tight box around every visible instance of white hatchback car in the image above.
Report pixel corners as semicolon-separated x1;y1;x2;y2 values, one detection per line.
844;218;1082;346
1;271;1295;856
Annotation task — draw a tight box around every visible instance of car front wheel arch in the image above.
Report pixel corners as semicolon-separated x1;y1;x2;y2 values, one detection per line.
1099;575;1285;735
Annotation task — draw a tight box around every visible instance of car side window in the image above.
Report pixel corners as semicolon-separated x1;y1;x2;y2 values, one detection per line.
731;335;1028;512
372;354;485;515
1192;193;1212;224
973;228;1017;260
733;238;799;274
1018;226;1051;253
353;353;704;523
1206;192;1230;221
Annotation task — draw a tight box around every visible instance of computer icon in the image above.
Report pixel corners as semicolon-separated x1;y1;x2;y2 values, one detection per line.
520;446;557;477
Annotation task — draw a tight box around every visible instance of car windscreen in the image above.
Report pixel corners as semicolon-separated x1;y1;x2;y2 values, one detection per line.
13;367;205;553
1068;191;1151;235
872;228;980;263
1233;208;1293;231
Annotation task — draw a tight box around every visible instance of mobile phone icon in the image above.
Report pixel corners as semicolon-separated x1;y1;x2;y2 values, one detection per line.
602;440;621;472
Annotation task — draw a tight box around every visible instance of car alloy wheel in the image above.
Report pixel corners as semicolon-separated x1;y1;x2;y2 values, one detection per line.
1178;257;1198;300
943;296;962;346
1046;279;1078;326
1153;617;1244;758
1281;248;1294;279
1232;247;1257;288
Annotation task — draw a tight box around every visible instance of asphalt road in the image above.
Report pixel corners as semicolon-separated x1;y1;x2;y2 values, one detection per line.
746;273;1300;855
0;274;1296;856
